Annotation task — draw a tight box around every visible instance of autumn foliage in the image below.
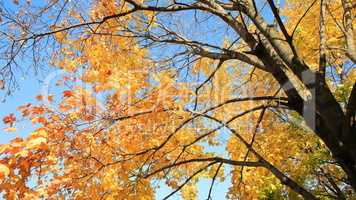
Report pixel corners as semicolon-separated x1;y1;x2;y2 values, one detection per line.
0;0;355;199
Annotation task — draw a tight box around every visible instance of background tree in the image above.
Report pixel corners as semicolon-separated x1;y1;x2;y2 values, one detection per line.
0;0;355;199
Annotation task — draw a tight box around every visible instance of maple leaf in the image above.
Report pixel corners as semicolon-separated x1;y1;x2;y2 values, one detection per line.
26;137;47;149
0;80;4;90
2;114;16;126
0;163;10;177
35;95;43;101
63;90;74;97
3;127;17;132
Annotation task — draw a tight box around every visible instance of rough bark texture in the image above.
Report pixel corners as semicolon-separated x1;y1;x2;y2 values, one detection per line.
341;0;356;63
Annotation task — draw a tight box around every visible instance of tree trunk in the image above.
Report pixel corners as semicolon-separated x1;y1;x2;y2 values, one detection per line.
302;75;356;190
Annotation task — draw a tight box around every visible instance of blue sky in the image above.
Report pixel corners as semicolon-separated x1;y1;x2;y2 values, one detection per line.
0;75;42;142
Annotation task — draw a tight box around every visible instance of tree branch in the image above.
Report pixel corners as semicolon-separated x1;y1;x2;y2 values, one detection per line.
341;0;356;63
201;114;319;200
319;0;327;80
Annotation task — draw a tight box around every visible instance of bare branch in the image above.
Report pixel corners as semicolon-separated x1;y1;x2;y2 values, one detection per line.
206;162;223;200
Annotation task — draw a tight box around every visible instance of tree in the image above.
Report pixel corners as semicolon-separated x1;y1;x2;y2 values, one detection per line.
0;0;355;199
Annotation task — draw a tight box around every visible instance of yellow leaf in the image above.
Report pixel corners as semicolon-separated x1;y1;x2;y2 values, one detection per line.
181;183;197;200
26;137;47;149
30;129;47;138
3;127;17;132
0;163;10;177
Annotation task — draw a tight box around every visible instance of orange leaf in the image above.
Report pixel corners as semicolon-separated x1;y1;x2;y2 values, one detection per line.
35;95;43;101
0;163;10;177
2;114;16;125
3;127;17;132
63;90;73;97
